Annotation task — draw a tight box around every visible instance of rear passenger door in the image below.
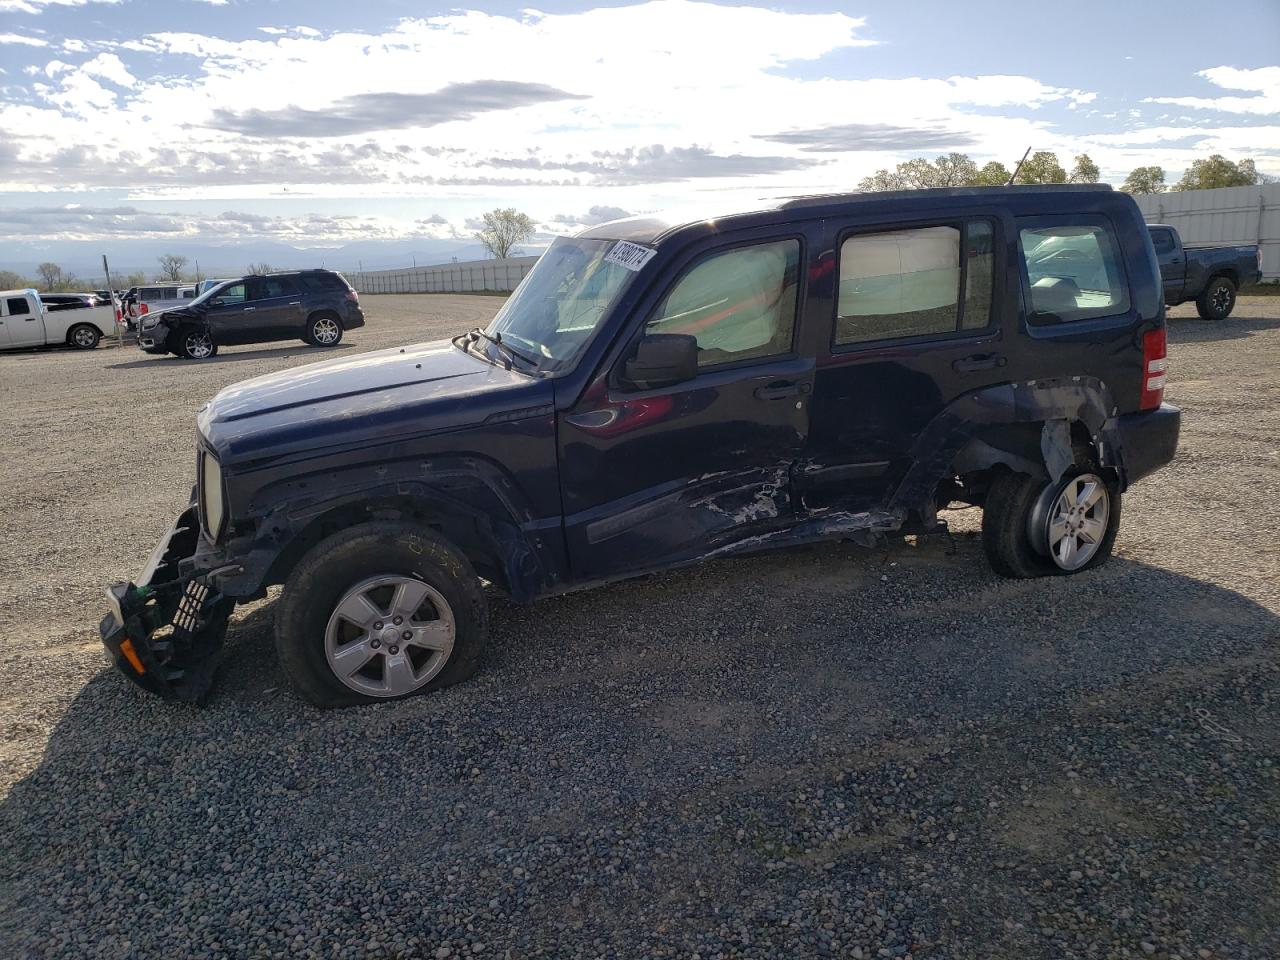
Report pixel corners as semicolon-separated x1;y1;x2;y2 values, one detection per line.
801;214;1004;511
249;276;305;340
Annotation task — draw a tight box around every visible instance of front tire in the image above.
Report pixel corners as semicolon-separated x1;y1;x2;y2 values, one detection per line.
175;329;218;360
306;313;343;347
67;323;101;349
1196;276;1236;321
982;468;1120;578
274;522;488;707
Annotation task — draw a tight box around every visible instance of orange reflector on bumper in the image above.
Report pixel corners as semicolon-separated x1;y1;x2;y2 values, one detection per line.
119;638;146;674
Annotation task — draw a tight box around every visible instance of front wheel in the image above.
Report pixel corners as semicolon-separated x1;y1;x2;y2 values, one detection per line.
1196;276;1236;321
67;323;101;349
982;469;1120;578
306;314;343;347
274;522;488;707
175;329;218;360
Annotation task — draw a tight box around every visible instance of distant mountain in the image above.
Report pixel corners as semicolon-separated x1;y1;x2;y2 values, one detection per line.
0;236;500;283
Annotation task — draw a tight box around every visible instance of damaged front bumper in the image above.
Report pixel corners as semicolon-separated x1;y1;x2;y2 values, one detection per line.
98;506;235;702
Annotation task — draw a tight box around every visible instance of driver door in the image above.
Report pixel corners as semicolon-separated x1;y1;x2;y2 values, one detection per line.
204;282;251;343
557;227;817;579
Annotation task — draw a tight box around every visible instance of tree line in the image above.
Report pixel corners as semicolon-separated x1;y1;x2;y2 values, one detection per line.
0;254;279;294
857;151;1265;195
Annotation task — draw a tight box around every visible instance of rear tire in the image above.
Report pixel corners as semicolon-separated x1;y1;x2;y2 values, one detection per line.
67;323;101;349
982;467;1120;578
306;313;343;347
274;521;487;707
1196;276;1236;321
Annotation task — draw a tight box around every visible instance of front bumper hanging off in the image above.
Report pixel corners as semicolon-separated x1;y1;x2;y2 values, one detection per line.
98;506;235;702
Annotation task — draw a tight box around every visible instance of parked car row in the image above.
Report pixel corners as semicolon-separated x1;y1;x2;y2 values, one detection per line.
0;268;363;355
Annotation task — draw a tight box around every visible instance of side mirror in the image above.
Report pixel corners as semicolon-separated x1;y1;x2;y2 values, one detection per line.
622;333;698;390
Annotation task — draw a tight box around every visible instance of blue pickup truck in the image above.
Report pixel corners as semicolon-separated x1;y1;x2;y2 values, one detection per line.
1148;224;1262;320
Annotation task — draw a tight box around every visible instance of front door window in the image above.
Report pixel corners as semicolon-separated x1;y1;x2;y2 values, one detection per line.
646;239;800;367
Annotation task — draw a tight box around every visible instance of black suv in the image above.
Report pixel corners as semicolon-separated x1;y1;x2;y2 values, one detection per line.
137;269;365;359
100;185;1179;706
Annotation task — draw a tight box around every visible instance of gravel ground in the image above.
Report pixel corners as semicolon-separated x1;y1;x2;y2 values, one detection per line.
1;295;1277;959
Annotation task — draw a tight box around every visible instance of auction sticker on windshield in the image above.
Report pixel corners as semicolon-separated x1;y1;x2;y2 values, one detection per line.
604;240;657;272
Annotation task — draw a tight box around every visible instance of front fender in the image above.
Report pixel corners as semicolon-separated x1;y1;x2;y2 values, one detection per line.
201;457;563;604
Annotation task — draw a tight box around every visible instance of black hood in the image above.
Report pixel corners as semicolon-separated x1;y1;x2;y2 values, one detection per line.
197;339;551;466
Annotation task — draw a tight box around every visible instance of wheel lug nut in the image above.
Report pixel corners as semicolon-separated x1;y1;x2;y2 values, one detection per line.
402;631;412;641
370;638;381;649
393;616;403;625
373;621;383;630
389;645;399;655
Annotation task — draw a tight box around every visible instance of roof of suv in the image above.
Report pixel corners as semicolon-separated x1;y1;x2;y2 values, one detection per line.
579;183;1118;246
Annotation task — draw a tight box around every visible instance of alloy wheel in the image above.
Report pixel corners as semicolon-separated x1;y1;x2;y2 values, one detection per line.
313;317;341;344
1045;473;1110;571
73;327;97;348
185;333;214;359
324;575;456;698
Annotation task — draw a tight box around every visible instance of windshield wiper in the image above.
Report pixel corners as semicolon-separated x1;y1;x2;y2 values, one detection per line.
466;328;539;370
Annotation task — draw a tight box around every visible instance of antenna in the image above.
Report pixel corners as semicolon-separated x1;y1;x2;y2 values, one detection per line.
1007;146;1032;186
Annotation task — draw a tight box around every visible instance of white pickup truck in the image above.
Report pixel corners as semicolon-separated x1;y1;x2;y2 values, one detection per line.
0;289;119;350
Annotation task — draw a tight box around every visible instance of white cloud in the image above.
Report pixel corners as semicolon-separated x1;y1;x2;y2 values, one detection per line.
0;33;49;46
0;0;120;13
6;1;1274;248
1143;65;1280;115
80;52;137;89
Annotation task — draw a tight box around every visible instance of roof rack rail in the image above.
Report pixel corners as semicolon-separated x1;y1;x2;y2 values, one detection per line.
778;183;1113;210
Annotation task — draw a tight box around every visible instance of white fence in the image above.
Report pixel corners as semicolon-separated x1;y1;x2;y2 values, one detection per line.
351;256;539;295
1133;184;1279;281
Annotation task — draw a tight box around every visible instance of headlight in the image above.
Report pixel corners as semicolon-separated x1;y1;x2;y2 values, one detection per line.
200;451;226;541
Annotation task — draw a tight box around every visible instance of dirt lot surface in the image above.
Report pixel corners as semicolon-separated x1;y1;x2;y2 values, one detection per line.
1;295;1277;959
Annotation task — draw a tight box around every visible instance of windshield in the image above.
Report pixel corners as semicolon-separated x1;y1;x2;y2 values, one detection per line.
483;237;639;374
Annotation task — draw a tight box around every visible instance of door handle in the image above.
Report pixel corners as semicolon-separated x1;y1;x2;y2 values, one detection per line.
288;301;301;306
755;380;811;400
243;306;256;312
952;353;1006;373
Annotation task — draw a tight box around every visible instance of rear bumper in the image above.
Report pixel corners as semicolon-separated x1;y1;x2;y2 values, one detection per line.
98;506;234;702
344;306;366;330
1114;403;1180;486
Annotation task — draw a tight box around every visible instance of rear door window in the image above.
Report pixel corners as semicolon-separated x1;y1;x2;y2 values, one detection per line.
6;297;30;316
1150;228;1175;256
1019;218;1130;324
263;277;298;298
835;220;995;345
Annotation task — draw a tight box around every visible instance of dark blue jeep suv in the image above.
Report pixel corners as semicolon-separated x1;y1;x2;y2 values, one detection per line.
100;185;1180;706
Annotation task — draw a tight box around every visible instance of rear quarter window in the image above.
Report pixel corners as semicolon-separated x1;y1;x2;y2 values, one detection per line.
1018;217;1130;324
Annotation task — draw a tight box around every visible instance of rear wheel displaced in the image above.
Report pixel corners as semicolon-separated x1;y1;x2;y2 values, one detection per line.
982;467;1120;578
274;521;487;707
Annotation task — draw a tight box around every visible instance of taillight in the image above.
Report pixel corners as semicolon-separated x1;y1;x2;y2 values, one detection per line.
1140;326;1167;411
345;290;359;303
139;302;149;315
